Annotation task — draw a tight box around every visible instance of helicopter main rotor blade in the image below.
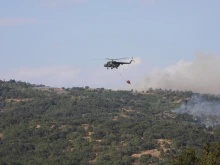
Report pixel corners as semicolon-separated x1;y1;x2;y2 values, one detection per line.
106;57;130;60
92;59;108;60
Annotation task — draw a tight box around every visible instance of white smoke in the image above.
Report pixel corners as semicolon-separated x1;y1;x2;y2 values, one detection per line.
174;94;220;127
134;53;220;94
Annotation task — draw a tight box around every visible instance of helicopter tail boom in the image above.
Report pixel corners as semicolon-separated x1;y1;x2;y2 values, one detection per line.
118;57;135;64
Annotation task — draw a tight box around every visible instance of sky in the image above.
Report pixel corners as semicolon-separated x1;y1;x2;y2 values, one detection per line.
1;0;220;93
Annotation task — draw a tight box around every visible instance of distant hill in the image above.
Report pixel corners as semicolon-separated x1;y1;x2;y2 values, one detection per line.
0;80;220;165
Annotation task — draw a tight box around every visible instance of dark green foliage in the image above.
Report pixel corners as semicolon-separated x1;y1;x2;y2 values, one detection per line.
0;80;220;164
170;142;220;165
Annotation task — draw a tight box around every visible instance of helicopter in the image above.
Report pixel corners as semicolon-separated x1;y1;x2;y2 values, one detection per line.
103;57;135;69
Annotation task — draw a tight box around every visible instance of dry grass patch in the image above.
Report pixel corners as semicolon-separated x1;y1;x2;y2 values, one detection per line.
89;153;98;164
132;139;172;159
120;114;130;118
89;159;97;164
53;88;66;94
81;124;89;130
83;136;92;141
96;139;102;143
6;98;33;102
122;107;135;113
174;99;182;103
154;111;176;119
143;92;157;95
83;131;93;142
157;139;172;152
113;113;130;120
132;149;160;158
113;116;118;121
157;139;171;145
59;125;66;129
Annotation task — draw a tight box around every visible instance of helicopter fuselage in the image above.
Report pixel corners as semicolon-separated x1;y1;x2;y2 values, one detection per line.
104;60;133;69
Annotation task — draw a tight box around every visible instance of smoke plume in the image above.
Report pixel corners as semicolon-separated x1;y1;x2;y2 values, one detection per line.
134;53;220;95
174;94;220;127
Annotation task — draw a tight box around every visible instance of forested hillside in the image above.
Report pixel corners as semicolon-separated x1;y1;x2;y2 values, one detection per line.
0;80;220;165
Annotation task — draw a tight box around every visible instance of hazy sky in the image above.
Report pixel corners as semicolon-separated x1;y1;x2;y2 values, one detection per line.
1;0;220;90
